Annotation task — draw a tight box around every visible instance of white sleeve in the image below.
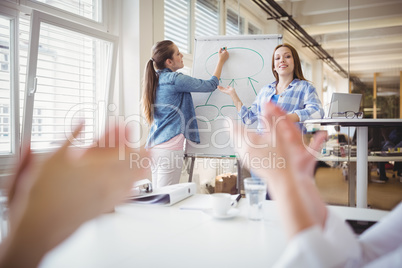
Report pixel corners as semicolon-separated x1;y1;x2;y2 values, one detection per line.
274;209;361;268
358;202;402;265
364;245;402;268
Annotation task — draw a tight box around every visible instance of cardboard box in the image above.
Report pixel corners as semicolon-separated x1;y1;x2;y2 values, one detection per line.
215;173;237;194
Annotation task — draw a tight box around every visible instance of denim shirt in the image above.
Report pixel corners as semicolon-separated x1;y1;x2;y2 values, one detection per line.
239;79;324;130
146;68;219;148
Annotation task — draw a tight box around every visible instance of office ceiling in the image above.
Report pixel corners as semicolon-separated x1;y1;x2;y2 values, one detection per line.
252;0;402;94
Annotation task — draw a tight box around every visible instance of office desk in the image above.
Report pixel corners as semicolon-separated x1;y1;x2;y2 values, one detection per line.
39;194;389;268
305;119;402;208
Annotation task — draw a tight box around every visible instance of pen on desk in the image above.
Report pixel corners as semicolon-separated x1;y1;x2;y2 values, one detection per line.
231;194;241;207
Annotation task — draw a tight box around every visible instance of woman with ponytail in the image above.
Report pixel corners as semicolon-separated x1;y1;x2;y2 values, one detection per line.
142;40;229;189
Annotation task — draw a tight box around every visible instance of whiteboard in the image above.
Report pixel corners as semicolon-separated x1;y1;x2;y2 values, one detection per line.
186;35;282;156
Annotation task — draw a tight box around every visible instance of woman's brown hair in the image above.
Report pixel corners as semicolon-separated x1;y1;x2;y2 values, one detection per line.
141;40;176;124
271;43;306;82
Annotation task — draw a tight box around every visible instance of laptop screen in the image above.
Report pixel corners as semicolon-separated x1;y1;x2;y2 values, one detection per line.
327;93;362;118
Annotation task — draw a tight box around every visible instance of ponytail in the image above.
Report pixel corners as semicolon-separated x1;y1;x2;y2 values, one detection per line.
142;59;158;125
141;40;175;125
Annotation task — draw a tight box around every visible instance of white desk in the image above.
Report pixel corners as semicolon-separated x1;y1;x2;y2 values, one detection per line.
39;194;389;268
305;119;402;208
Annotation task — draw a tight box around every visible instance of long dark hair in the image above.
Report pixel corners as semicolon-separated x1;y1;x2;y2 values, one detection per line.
271;43;306;82
141;40;175;124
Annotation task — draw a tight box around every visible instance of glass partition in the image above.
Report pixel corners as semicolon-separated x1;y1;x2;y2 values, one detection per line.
349;1;402;210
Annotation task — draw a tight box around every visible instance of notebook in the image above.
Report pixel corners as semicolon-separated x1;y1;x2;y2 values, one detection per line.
326;93;362;118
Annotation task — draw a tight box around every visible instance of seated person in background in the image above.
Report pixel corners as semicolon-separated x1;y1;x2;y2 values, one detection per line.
0;124;149;267
369;127;402;182
332;125;350;144
380;127;402;181
234;102;402;267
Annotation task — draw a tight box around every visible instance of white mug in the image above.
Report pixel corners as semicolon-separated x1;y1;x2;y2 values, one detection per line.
211;193;232;215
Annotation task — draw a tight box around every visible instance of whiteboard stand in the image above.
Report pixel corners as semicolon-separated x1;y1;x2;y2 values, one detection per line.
185;154;242;194
186;154;196;182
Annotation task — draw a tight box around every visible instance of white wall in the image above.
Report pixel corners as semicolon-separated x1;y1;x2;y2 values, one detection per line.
119;0;160;145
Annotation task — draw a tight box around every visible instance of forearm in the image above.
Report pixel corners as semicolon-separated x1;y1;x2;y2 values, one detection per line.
0;221;49;267
0;206;72;268
295;103;324;122
298;177;328;228
271;175;327;236
267;173;315;239
212;60;225;80
229;91;243;112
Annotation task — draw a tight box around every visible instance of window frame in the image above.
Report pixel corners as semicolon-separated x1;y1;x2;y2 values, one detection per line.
21;10;118;154
20;0;107;31
0;6;20;172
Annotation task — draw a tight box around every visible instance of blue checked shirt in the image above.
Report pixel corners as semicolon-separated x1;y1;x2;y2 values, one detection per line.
239;79;324;130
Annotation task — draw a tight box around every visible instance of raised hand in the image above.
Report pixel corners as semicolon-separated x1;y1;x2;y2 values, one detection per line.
218;47;229;63
233;102;328;237
3;123;149;267
233;102;326;181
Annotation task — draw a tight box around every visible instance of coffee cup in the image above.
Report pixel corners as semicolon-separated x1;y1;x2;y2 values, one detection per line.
211;193;232;215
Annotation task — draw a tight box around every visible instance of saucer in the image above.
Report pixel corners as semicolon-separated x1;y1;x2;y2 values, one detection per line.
203;208;240;219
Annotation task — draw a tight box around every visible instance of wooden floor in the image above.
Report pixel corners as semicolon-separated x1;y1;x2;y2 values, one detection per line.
315;165;402;211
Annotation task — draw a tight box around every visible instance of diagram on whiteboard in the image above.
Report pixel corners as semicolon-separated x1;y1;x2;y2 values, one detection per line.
195;47;264;122
188;35;282;156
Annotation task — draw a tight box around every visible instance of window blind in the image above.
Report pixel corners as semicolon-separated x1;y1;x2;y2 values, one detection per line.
248;22;261;35
226;8;244;35
164;0;190;54
195;0;219;38
30;0;101;22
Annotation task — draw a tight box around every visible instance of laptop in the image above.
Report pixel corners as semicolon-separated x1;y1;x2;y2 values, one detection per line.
326;93;362;118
